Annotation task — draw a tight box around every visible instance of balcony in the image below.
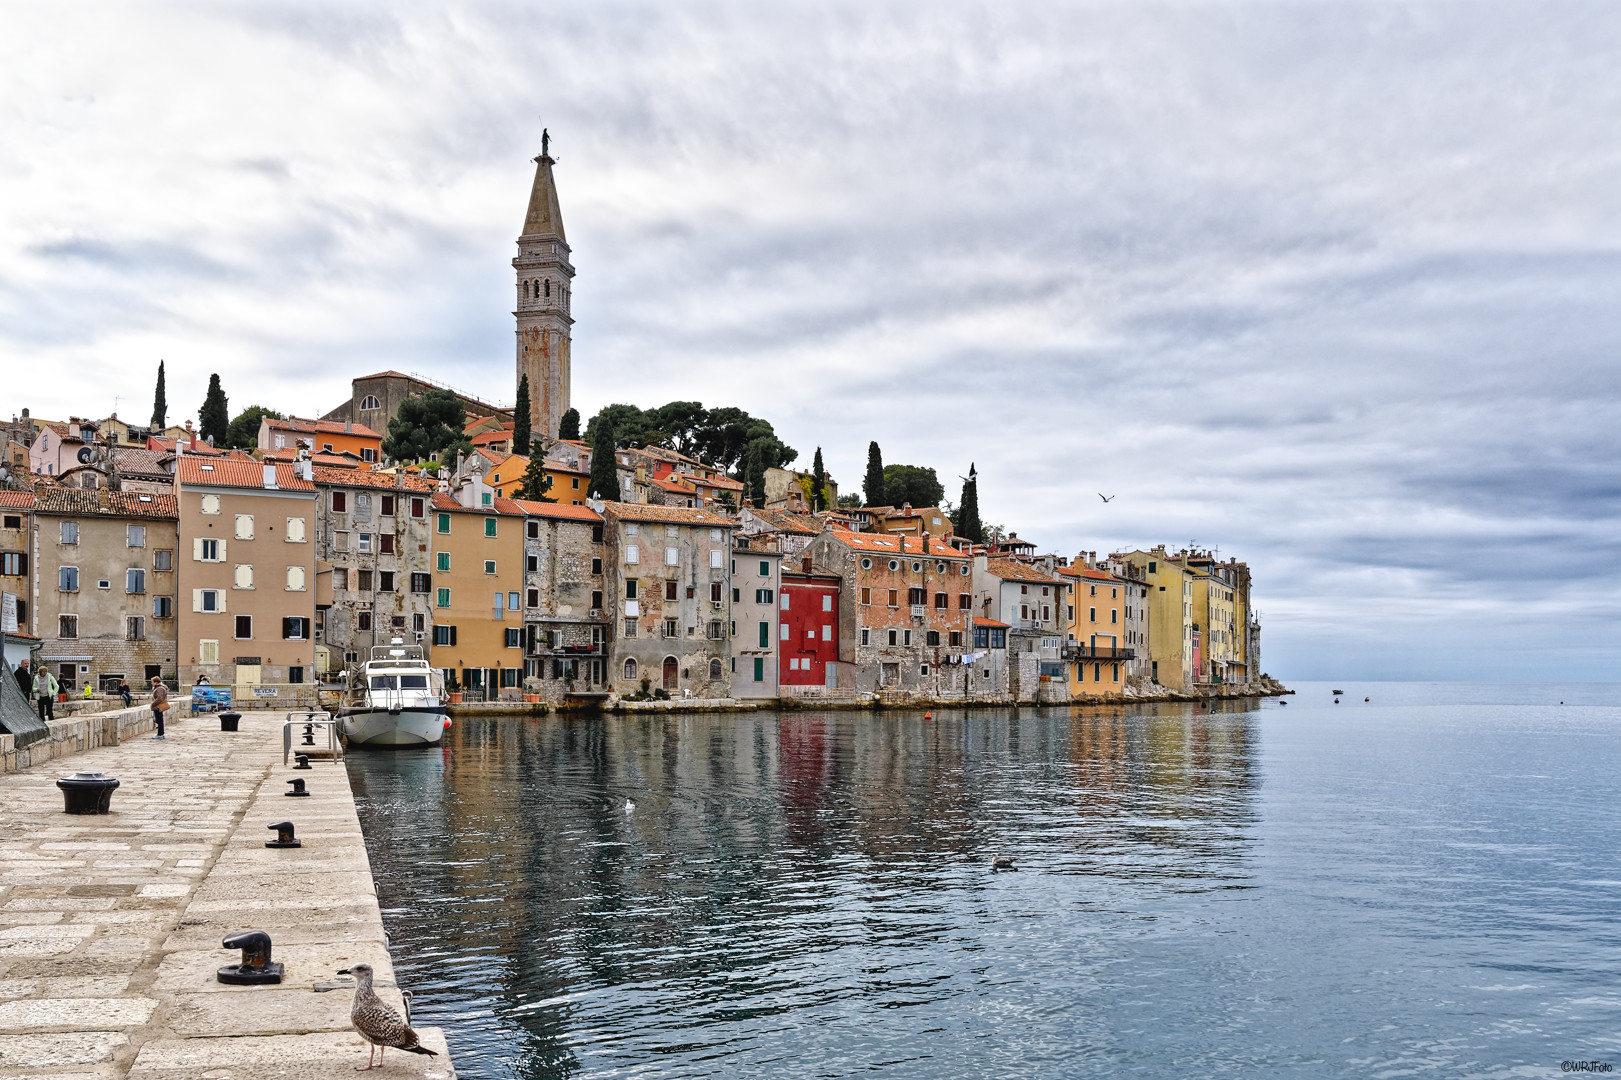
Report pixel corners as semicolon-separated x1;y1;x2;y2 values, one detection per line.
910;604;927;619
1064;644;1135;660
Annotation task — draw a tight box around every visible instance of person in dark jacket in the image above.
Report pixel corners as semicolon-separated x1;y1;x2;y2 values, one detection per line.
149;677;168;739
117;679;132;707
13;661;30;701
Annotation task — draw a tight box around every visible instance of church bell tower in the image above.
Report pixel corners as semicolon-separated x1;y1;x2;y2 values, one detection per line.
513;132;573;439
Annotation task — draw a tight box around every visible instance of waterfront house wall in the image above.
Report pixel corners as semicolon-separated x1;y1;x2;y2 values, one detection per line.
512;499;606;700
730;535;781;699
779;564;842;692
427;493;525;698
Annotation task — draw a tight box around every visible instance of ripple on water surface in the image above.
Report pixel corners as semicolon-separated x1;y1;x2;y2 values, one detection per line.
348;688;1621;1079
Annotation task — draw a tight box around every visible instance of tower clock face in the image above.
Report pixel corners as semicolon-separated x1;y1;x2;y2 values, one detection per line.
76;447;93;464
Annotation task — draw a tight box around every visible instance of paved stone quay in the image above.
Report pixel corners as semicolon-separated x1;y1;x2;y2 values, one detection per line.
0;710;454;1078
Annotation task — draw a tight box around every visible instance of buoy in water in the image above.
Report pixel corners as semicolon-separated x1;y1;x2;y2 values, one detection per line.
924;711;933;721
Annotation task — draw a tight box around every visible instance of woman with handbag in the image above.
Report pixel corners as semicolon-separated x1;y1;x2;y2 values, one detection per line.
150;676;169;740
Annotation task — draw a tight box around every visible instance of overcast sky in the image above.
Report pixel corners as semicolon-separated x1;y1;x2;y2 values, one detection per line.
4;1;1619;681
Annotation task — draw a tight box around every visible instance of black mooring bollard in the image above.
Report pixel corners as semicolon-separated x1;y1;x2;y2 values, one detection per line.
265;821;301;848
300;723;316;747
56;772;120;814
285;778;309;797
218;930;284;984
219;711;241;732
292;753;312;770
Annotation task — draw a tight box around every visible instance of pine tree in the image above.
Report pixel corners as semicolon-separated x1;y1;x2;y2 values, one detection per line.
150;361;167;430
744;442;768;509
557;407;581;441
517;451;554;501
588;420;619;501
512;375;532;452
198;374;229;446
955;463;984;544
810;447;828;511
863;441;885;507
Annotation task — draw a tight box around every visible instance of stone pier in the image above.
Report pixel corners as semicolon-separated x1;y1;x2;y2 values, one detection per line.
0;710;454;1078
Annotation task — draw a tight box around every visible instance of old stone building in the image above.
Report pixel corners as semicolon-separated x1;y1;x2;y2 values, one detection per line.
972;557;1065;702
512;499;607;701
513;137;573;440
600;504;734;699
320;371;512;441
29;488;179;694
312;466;438;678
729;533;781;700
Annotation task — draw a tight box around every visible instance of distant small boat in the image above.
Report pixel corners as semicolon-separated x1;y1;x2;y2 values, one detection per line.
1332;689;1344;695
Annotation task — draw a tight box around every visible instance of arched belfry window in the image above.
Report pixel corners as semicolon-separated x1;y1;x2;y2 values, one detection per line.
359;395;381;411
544;279;551;298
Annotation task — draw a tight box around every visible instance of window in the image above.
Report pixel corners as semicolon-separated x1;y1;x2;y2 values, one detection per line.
199;640;219;664
362;448;377;463
410;497;425;519
126;616;144;641
484;560;497;575
360;395;381;411
59;566;78;592
1021;585;1029;595
709;657;723;680
590;557;602;575
625;545;639;564
663;579;678;601
58;614;78;638
153;596;173;619
98;578;111;590
710;582;723;603
664;546;679;566
888;629;898;646
195;588;223;612
926;630;940;646
934;592;947;609
710;550;724;568
1090;607;1097;622
283;617;308;640
1;551;24;576
484;517;497;537
410;573;430;593
888;560;899;571
437;513;451;533
888;589;898;607
332;531;349;552
127;569;145;594
358;533;373;554
201;494;220;515
623;658;638;680
860;587;871;606
949;630;961;646
707;621;723;640
527;589;539;607
436;552;451;572
437;587;451;608
333;567;349;590
60;521;78;544
331;491;348;512
1110;608;1117;624
234;615;253;639
622;619;638;638
288;665;305;684
358;569;373;591
413;613;425;632
903;630;912;646
753;657;764;682
861;628;870;645
127;525;146;547
755;588;774;604
663;618;678;638
358;611;372;631
626;579;638;599
909;587;926;606
380;534;395;555
591;590;602;609
380;570;395;592
282;566;305;591
234;564;254;589
921;664;930;677
861;558;872;569
507;591;520;610
196;538;220;562
235;514;254;539
433;624;456;646
1;515;18;529
505;628;521;648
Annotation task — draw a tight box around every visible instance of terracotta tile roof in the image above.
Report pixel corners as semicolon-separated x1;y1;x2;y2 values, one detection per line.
0;491;37;509
985;559;1060;585
311;466;435;492
358;369;412;380
431;493;520;514
973;617;1010;628
826;530;966;558
32;488;178;519
704;475;745;490
652;476;697;493
1057;566;1114;582
748;508;821;535
542;461;589;476
265;417;381;440
310;453;362;468
506;499;602;522
110;447;171;477
471;430;514;446
602;503;733;528
176;457;315;491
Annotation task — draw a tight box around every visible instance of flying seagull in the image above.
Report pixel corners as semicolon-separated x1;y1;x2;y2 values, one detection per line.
1098;493;1115;503
337;963;437;1071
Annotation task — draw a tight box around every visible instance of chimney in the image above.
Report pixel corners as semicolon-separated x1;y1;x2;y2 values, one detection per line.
922;535;930;554
97;485;111;510
802;556;812;574
262;464;278;489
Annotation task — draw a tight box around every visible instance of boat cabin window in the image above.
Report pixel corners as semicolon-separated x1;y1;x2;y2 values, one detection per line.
369;676;398;690
399;675;429;689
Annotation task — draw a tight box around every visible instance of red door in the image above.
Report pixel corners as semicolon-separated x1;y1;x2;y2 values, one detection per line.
662;657;678;690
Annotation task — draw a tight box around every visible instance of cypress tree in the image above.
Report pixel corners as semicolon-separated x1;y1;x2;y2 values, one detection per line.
588;420;619;501
198;374;229;446
150;361;167;430
810;446;828;511
512;375;532;452
745;442;768;509
517;451;554;502
862;441;885;507
557;407;581;441
955;463;984;544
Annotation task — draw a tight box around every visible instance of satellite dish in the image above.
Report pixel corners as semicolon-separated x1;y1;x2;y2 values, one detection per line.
76;447;93;464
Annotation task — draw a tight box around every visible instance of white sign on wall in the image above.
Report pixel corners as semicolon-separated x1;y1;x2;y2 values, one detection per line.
1;592;16;634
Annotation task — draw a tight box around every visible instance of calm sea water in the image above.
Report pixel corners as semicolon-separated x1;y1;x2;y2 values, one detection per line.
347;683;1621;1079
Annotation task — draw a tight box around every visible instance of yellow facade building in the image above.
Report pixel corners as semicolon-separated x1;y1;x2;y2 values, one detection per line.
1116;547;1194;691
427;493;527;698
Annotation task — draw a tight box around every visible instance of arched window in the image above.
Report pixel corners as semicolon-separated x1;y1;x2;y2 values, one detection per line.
532;280;540;298
359;395;381;411
623;658;637;681
709;658;722;681
544;278;551;298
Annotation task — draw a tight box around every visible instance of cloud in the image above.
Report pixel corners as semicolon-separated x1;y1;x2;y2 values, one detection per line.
2;0;1620;679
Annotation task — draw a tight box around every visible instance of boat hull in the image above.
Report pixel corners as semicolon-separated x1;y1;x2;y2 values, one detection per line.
339;706;448;747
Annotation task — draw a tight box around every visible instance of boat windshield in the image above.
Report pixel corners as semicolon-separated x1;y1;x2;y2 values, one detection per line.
400;675;429;689
370;676;397;690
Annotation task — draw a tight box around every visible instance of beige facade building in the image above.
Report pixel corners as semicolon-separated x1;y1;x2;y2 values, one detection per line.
176;458;317;693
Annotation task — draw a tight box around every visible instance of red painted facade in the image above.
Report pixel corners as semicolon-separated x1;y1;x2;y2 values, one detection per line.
779;572;841;685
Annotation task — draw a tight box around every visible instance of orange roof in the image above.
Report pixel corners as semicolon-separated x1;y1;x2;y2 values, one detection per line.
471;430;514;446
652;476;697;493
431;493;520;515
985;559;1059;585
0;491;36;509
176;457;315;491
826;530;966;558
265;417;381;440
32;489;178;519
973;617;1010;628
311;466;435;492
506;499;602;522
602;503;733;527
542;460;589;476
748;508;821;534
1058;566;1115;582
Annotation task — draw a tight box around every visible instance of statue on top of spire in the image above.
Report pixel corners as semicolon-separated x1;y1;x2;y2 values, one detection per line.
542;128;550;158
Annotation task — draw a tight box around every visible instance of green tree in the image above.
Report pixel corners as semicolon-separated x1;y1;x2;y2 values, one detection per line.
381;389;469;463
716;487;738;513
517;451;554;502
588;419;619;500
837;492;863;508
863;441;886;507
512;375;532;452
810;447;828;511
954;463;984;543
150;361;167;430
224;406;283;450
882;464;944;509
558;407;581;441
742;440;770;509
584;404;650;450
198;374;229;447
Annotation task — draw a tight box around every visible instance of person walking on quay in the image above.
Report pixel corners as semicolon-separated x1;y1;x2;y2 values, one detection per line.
149;677;168;740
32;667;58;722
117;678;132;707
13;660;30;701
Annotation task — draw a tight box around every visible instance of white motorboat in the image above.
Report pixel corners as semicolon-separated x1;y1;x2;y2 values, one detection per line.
338;640;449;747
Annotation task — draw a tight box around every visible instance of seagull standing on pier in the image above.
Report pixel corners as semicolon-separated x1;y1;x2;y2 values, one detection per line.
337;963;437;1071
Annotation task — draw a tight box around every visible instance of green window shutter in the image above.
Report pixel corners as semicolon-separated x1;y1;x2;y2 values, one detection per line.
759;561;769;577
753;657;764;682
437;587;451;609
758;622;769;647
437;513;450;533
436;552;450;571
485;517;497;537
